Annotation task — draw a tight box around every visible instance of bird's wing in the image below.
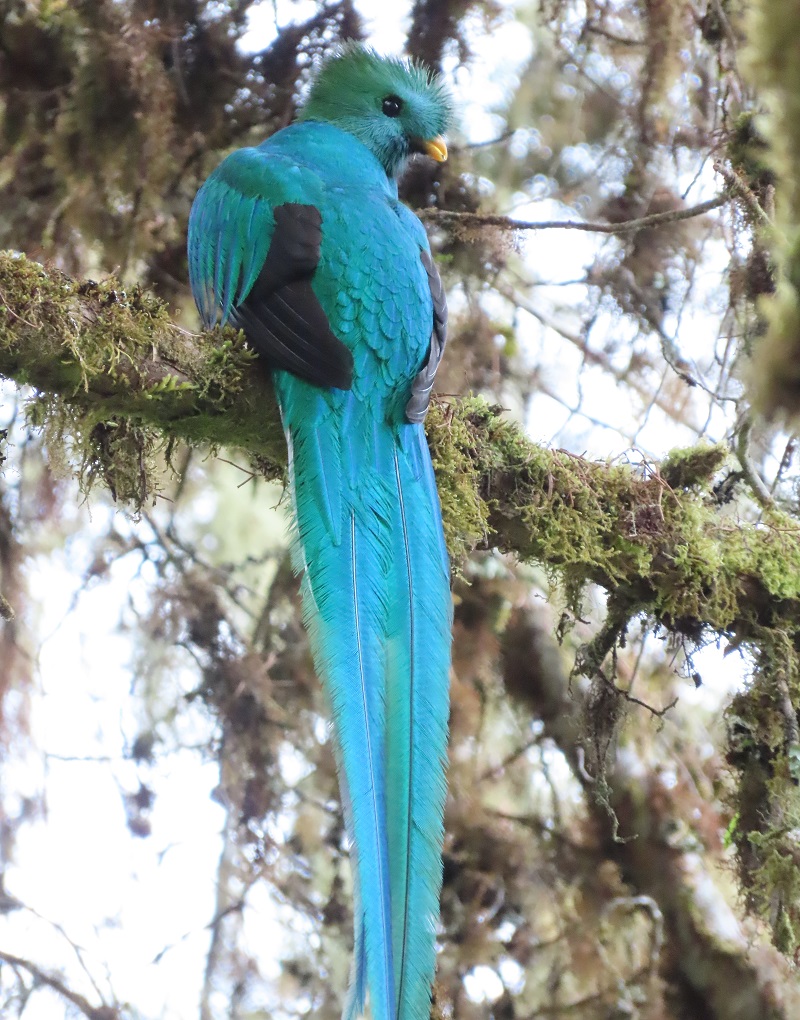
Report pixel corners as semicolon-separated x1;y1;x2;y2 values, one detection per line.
405;248;448;423
187;146;354;390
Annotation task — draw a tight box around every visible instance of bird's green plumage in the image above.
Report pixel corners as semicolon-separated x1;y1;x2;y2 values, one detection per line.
188;46;453;1020
300;47;452;179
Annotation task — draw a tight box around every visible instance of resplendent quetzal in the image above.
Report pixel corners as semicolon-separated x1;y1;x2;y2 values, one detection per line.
188;46;453;1020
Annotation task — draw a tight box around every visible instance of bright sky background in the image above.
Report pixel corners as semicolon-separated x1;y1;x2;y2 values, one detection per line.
0;2;751;1017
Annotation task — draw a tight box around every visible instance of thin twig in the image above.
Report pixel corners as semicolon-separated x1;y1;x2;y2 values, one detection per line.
453;130;516;151
713;160;772;226
479;732;543;782
604;672;678;720
710;0;742;55
0;950;118;1020
497;281;706;430
735;412;774;509
584;24;645;46
421;193;729;234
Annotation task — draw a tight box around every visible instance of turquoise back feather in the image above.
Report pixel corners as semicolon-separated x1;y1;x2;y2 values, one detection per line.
189;79;452;1020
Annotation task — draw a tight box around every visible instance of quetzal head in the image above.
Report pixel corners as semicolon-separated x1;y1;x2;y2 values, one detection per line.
299;44;453;179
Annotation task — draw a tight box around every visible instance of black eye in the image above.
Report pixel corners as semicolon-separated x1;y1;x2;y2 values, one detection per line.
382;95;403;117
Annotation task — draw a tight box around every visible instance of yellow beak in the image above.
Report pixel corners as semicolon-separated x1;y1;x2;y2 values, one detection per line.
423;136;448;162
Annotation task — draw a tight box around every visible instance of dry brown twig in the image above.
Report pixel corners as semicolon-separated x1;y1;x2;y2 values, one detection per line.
0;950;119;1020
421;193;730;234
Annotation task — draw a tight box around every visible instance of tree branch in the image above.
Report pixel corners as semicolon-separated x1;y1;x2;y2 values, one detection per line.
0;252;285;467
0;949;119;1020
420;193;730;234
3;253;800;655
501;607;800;1020
429;398;800;646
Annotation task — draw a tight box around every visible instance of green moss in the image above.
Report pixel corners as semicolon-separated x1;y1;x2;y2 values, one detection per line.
427;398;800;646
660;443;728;489
429;400;800;914
426;396;493;568
745;761;800;955
727;111;776;205
0;252;285;508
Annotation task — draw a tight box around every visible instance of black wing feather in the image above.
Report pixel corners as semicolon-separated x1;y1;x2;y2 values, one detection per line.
231;203;354;391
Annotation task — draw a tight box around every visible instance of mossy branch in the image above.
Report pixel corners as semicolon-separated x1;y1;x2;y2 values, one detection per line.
3;252;800;648
0;251;286;468
5;251;800;948
430;395;800;951
429;397;800;642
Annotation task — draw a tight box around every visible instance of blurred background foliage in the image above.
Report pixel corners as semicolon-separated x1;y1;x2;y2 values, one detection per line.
2;0;800;1018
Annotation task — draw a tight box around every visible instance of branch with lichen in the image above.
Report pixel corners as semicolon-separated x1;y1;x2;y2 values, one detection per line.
0;251;285;470
431;396;800;951
501;605;800;1020
3;251;800;637
4;249;800;951
429;398;800;640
